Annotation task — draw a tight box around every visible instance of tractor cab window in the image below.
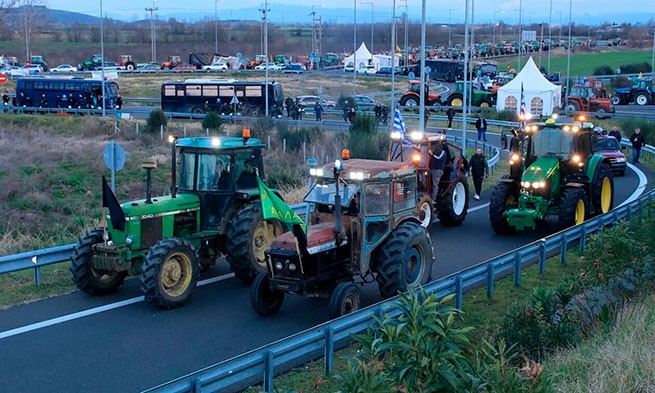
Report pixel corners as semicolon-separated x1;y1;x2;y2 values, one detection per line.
389;143;427;167
177;152;196;191
305;180;358;207
393;177;417;212
531;127;575;159
364;183;390;216
196;153;232;191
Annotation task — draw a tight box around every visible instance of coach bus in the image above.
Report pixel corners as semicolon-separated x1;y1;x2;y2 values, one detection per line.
160;79;284;116
15;77;119;109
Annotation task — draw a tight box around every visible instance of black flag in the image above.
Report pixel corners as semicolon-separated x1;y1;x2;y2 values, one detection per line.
102;176;126;231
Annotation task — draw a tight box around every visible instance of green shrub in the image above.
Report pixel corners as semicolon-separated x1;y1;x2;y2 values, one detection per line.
618;62;652;74
278;126;324;152
610;76;632;89
593;65;614;76
146;109;167;133
337;95;355;109
201;111;223;131
347;115;388;160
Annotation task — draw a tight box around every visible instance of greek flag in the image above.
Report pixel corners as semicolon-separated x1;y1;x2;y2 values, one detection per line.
393;105;410;144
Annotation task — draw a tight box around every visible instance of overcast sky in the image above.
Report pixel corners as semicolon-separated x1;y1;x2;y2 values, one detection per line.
47;0;655;24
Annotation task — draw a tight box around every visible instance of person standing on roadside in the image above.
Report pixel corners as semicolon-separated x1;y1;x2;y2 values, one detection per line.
285;96;294;117
428;144;446;201
629;127;646;164
314;101;324;122
2;90;9;112
469;148;489;201
608;125;622;144
475;113;487;141
446;106;455;128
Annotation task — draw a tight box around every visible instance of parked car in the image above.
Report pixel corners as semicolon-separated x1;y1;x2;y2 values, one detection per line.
51;64;77;73
254;62;281;70
354;95;379;111
344;63;355;72
202;63;228;72
376;67;398;76
172;63;197;71
282;63;306;74
593;134;627;176
97;62;123;71
136;63;160;72
295;95;336;108
23;64;43;73
356;65;377;75
0;66;29;77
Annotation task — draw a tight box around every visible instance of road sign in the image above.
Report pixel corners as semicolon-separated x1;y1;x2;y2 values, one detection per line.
103;141;126;171
0;74;6;84
310;52;317;57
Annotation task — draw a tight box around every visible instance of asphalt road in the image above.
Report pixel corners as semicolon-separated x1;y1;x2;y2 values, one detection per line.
0;155;651;392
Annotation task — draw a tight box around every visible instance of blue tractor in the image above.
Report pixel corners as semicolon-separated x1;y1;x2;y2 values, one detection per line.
610;77;655;106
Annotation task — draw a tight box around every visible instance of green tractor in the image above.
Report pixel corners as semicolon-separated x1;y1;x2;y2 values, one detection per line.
489;116;614;234
70;131;285;308
446;80;496;108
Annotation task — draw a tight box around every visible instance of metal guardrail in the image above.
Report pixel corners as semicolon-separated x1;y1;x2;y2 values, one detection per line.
144;187;655;393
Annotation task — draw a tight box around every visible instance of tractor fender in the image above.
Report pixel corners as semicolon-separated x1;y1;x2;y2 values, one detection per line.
584;154;607;181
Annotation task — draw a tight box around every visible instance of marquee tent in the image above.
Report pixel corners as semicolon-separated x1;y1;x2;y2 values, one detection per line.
343;43;373;70
496;57;561;116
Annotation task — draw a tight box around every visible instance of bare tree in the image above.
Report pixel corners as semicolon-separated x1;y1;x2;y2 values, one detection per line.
16;0;47;61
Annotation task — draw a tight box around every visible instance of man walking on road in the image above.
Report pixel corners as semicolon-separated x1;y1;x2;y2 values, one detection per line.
475;113;487;141
446;107;455;128
314;102;324;122
629;127;646;164
469;148;489;201
429;144;446;201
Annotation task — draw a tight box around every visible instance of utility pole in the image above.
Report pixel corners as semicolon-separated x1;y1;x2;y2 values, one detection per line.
262;1;269;117
259;3;268;55
145;1;158;63
100;0;106;117
311;10;317;54
419;0;426;130
548;0;552;73
317;16;322;55
403;0;408;68
391;0;396;130
353;0;357;97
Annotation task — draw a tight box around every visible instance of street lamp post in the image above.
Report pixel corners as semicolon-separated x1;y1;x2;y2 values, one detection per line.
403;0;408;67
391;0;397;128
353;0;357;97
462;1;470;152
100;0;106;117
448;8;457;48
548;0;553;73
359;2;374;52
264;0;269;117
146;0;158;63
516;0;523;69
214;0;223;54
493;11;503;43
565;0;573;115
652;24;655;75
419;0;426;131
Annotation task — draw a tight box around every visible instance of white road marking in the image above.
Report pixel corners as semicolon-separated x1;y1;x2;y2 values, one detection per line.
0;273;235;340
468;202;490;213
618;163;647;207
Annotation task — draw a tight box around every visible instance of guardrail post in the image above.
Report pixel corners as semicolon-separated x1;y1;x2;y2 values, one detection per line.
263;351;274;393
486;263;494;299
324;327;335;375
513;253;521;286
34;266;41;286
579;225;587;254
560;234;567;265
192;378;202;393
455;276;463;310
638;203;643;225
539;239;546;273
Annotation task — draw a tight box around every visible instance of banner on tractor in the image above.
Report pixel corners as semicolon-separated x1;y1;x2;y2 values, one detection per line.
102;176;126;231
257;175;305;233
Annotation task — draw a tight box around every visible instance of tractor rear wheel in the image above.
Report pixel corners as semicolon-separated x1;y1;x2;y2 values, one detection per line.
140;238;198;309
70;228;127;295
558;188;587;228
328;282;361;319
400;95;419;108
448;94;464;107
374;221;434;298
251;272;285;316
437;175;469;226
226;202;284;283
479;99;492;108
591;163;614;216
595;107;609;119
635;92;651;106
416;194;433;228
489;181;518;234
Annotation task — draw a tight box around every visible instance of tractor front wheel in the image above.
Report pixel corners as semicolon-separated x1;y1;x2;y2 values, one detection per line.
400;96;419;108
226;202;284;283
489;182;518;234
374;221;434;298
251;272;285;316
610;95;622;106
591;163;614;216
70;229;127;295
140;238;199;309
558;188;587;228
437;175;469;226
416;194;433;228
635;92;651;106
328;282;361;319
565;100;580;112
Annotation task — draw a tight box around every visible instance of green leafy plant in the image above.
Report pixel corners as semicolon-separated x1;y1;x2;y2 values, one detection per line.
347;115;387;160
201;111;223;131
146;109;168;133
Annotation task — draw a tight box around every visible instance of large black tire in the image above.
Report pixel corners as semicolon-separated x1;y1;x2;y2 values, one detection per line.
634;92;651;106
374;221;434;298
70;228;127;295
437;175;469;226
225;202;284;283
489;181;518;234
416;194;433;228
565;100;580;112
590;163;614;216
595;107;609;119
448;93;464;107
400;95;419;108
328;282;361;319
610;95;622;106
251;272;284;316
140;238;199;309
479;99;492;108
558;188;587;229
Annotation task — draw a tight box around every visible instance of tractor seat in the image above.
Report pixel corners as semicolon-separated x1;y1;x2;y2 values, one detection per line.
270;222;337;251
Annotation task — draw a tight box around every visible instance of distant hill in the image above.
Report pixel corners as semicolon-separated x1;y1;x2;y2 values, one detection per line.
5;6;104;26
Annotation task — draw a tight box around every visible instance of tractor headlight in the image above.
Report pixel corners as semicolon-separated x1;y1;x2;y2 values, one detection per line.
571;154;582;164
532;181;546;189
390;131;401;140
288;263;297;272
410;131;424;141
103;231;109;241
334;159;343;171
349;171;366;180
509;153;520;165
309;168;324;177
274;261;284;271
211;137;221;147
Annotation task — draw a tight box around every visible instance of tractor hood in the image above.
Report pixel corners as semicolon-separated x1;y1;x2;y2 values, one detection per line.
120;193;200;218
614;87;630;94
522;156;560;183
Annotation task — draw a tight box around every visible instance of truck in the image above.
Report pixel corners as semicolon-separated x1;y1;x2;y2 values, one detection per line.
489;116;614;234
610;76;655;106
564;78;614;119
71;130;285;308
251;155;434;318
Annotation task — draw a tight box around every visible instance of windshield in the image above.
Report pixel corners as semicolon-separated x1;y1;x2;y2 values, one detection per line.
178;152;232;191
305;180;358;207
531;128;575;158
389;143;427;167
594;138;620;151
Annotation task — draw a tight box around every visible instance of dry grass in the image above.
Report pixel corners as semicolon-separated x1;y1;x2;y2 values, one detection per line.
547;294;655;393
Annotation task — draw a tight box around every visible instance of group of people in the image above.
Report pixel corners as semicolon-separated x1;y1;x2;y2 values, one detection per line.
603;125;647;165
8;91;110;111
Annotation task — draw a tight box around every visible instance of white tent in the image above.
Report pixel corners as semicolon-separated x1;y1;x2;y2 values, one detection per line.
496;57;561;116
372;54;400;69
343;42;373;71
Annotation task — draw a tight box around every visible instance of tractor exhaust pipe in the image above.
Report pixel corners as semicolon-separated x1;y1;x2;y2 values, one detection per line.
142;161;157;204
169;135;177;198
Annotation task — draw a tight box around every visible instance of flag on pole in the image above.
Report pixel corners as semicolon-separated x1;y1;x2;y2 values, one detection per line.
393;105;410;144
519;82;527;131
257;175;306;233
102;176;126;231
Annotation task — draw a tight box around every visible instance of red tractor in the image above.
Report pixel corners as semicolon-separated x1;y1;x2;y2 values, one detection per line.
565;78;614;119
161;55;182;70
116;55;136;70
399;80;443;108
